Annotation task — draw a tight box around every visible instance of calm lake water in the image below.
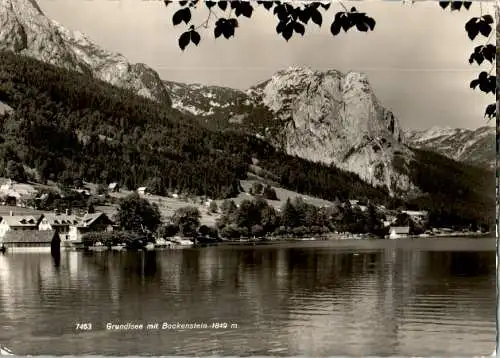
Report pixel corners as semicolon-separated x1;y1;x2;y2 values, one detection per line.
0;238;496;356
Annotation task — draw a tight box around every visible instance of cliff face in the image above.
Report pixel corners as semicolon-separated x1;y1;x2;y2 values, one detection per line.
0;0;171;104
246;67;415;195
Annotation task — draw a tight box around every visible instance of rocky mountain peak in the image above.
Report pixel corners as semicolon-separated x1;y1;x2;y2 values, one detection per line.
0;0;171;104
247;67;412;195
405;125;495;169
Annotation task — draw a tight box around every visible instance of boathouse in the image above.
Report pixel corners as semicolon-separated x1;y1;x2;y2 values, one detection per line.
1;230;60;253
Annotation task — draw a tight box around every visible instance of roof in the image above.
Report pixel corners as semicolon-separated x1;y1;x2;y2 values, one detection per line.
3;230;58;244
402;210;428;216
41;213;80;226
137;187;147;191
108;182;118;189
391;226;410;234
0;190;21;198
1;215;43;227
77;212;113;228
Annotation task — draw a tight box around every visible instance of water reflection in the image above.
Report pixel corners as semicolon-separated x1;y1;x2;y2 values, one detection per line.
0;238;495;356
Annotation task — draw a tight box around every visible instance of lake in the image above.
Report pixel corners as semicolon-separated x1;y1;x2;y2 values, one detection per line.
0;238;496;356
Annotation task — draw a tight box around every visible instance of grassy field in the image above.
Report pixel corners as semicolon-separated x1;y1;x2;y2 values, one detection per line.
98;179;335;226
0;177;334;227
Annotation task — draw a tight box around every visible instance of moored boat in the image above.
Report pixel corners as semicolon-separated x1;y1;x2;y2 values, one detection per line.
0;346;14;355
171;236;194;246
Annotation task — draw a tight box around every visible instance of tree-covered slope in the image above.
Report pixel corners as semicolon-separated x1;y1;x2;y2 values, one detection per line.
404;149;495;229
0;51;388;203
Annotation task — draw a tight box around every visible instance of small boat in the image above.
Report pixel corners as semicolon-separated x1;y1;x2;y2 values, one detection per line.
0;346;14;355
110;244;126;251
171;236;194;246
89;242;108;252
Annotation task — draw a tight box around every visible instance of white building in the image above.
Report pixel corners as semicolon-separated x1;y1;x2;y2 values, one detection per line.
389;226;410;239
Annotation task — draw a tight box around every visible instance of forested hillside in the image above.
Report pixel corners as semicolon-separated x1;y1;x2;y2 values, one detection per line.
0;51;388;203
405;149;495;229
0;51;493;230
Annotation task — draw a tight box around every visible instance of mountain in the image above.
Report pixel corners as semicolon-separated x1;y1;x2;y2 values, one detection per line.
0;50;494;230
0;0;170;104
246;67;415;195
166;67;416;196
405;126;495;170
0;0;494;230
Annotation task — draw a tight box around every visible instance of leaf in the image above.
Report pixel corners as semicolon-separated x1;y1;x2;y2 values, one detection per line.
330;20;342;35
310;9;322;27
205;1;216;9
190;30;201;46
482;14;494;24
214;19;224;38
228;18;238;28
469;79;479;89
464;17;479;40
355;21;369;32
298;9;311;24
488;75;496;93
463;2;472;10
222;19;236;38
218;1;227;11
364;16;376;31
474;53;484;65
181;8;191;24
172;9;185;26
478;78;491;93
178;31;191;51
276;21;287;34
482;44;495;63
478;21;492;37
350;7;357;12
241;3;253;18
439;1;450;9
164;1;172;7
179;1;188;6
320;3;330;10
258;1;274;11
341;15;352;32
275;5;289;21
294;22;305;36
282;23;293;41
484;103;496;119
450;1;462;11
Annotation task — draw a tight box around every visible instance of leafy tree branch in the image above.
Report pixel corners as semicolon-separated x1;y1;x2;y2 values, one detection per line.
164;0;496;121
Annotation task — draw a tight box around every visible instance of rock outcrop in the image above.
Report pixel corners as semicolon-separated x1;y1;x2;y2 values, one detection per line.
0;0;171;104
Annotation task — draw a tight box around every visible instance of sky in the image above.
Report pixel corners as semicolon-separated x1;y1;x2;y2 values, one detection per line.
36;0;497;130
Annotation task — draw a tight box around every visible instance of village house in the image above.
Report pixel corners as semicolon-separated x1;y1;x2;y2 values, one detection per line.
137;187;147;196
0;180;37;207
74;188;91;197
389;226;410;239
1;230;60;253
108;182;120;192
0;214;44;239
402;210;428;222
38;212;81;240
68;212;114;244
